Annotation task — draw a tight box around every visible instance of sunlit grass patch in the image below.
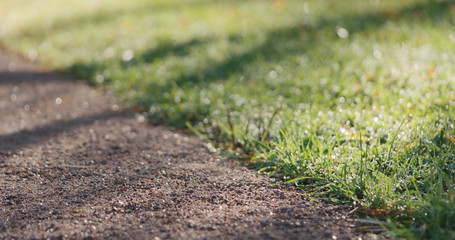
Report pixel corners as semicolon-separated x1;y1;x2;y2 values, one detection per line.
1;0;455;238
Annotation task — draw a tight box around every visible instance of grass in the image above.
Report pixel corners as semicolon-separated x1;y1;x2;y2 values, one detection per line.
1;0;455;238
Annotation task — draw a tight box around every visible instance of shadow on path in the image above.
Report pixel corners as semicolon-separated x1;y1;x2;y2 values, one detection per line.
0;71;79;86
0;111;127;153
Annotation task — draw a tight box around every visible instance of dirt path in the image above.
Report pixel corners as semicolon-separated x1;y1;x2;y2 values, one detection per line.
0;52;365;240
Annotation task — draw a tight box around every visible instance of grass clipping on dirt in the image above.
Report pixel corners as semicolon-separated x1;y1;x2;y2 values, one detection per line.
1;0;455;238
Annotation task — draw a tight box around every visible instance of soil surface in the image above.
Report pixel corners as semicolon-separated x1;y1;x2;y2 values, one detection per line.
0;52;366;240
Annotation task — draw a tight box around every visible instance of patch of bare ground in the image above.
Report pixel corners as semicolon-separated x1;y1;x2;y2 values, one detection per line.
0;52;367;239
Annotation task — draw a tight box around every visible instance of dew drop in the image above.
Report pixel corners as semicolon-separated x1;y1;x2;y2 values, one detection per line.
28;49;38;61
336;27;349;38
340;127;346;134
111;104;119;111
0;23;9;36
103;47;115;58
373;50;382;59
8;62;16;72
55;97;62;105
96;74;104;83
269;70;278;78
135;113;146;123
122;49;134;61
449;33;455;42
303;2;310;13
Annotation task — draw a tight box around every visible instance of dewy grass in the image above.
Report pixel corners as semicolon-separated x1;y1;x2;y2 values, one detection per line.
1;0;455;238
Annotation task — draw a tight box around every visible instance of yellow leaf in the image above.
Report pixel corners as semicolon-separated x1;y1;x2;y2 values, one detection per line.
272;0;286;9
427;66;436;79
402;141;419;151
446;135;455;146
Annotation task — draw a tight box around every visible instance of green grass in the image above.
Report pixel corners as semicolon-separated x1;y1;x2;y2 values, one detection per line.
1;0;455;238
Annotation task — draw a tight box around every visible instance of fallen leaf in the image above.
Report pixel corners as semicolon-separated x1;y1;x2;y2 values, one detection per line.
272;0;287;9
427;66;436;79
446;135;455;146
361;208;415;217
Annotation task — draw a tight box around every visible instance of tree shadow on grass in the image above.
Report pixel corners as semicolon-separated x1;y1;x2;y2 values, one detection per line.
69;0;453;82
64;0;454;117
18;0;240;40
136;38;211;63
141;0;454;86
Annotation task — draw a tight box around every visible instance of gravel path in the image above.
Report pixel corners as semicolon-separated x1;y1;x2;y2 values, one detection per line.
0;52;365;240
